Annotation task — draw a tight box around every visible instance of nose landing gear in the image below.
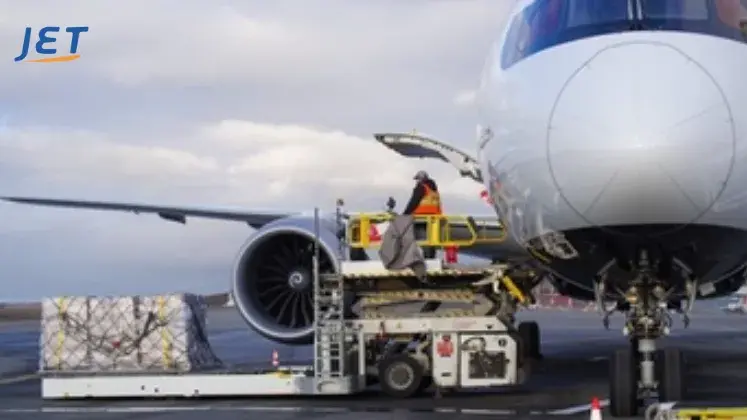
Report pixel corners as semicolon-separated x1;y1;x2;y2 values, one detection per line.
596;251;693;417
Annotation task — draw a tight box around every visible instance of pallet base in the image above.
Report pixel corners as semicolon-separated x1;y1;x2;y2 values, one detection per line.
41;372;364;399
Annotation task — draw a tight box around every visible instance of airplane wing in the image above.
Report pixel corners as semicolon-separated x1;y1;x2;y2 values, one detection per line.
0;197;292;229
4;133;488;230
373;132;483;183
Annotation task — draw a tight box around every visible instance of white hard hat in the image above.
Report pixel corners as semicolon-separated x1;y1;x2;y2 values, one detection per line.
414;170;428;180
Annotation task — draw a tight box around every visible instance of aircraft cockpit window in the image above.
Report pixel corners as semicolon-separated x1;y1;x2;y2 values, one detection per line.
500;0;631;69
639;0;746;41
640;0;708;20
529;0;563;40
713;0;747;30
566;0;630;27
500;0;746;70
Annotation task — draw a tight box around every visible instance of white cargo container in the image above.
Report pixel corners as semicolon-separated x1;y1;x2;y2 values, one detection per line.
40;293;221;373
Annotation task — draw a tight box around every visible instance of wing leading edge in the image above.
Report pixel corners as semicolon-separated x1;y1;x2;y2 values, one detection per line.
0;197;292;229
4;134;481;230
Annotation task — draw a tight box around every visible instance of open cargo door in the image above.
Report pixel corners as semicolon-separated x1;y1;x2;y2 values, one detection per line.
373;132;483;183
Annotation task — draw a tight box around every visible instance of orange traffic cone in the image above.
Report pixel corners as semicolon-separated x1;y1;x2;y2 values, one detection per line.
271;349;279;368
590;396;602;420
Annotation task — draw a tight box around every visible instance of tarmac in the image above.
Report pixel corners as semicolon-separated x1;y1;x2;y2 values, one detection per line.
0;301;746;419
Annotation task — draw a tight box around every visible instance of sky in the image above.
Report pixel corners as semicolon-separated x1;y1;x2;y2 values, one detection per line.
0;0;516;302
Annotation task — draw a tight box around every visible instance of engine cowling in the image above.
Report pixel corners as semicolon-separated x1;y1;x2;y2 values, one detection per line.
231;216;341;345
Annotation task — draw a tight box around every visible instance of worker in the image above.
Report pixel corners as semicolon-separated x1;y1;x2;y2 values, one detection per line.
402;170;442;259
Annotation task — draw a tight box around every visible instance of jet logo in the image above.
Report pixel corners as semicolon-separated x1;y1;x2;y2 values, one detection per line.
14;26;89;63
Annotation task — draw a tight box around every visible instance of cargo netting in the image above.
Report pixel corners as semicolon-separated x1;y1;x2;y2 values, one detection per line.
40;294;223;373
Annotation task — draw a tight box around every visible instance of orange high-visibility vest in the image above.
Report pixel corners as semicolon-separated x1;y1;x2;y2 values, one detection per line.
413;183;443;215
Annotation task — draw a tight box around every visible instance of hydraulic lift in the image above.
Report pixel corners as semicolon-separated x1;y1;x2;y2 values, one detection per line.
41;208;534;400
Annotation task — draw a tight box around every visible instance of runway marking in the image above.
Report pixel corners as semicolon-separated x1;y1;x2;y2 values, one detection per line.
433;407;515;415
0;406;358;414
546;399;609;415
0;405;597;416
0;405;621;417
0;373;38;385
0;406;513;415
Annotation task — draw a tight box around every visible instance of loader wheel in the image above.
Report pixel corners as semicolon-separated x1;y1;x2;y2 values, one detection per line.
518;321;541;359
417;376;433;394
379;354;424;398
366;374;379;386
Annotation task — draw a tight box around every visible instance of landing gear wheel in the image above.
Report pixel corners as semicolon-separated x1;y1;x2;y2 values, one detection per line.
379;354;424;398
518;321;541;359
656;348;685;402
417;376;433;394
609;348;638;417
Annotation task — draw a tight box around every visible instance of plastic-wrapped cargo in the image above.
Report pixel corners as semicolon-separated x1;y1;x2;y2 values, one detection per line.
39;294;222;373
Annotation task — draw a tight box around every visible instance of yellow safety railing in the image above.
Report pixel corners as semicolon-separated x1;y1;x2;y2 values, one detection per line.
674;407;747;420
346;212;507;249
646;402;747;420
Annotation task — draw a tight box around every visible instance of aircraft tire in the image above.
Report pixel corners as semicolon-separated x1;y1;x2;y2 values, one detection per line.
609;348;638;417
518;321;541;359
379;354;424;398
656;348;685;403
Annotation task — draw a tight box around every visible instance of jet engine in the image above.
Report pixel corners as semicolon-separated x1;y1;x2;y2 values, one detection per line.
231;216;342;345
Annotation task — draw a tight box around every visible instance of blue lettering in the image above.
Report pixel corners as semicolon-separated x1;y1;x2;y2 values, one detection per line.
13;27;32;62
65;26;88;54
35;26;59;55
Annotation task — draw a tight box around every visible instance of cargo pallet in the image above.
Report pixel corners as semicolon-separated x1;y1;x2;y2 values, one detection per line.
41;208;531;399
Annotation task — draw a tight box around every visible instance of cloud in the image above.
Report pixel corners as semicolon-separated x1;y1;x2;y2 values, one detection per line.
0;119;481;206
453;89;477;107
0;119;486;299
0;1;512;89
0;0;515;301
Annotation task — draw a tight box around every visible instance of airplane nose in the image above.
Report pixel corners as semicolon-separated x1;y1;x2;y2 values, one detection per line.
547;41;735;236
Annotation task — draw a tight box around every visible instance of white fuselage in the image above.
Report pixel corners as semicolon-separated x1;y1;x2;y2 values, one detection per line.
474;0;747;291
